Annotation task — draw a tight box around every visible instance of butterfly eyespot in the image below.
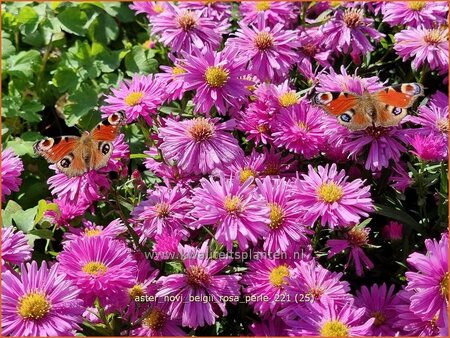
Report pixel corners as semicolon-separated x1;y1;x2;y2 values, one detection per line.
392;107;403;116
108;112;124;125
313;92;332;105
340;114;352;123
101;143;111;155
60;158;71;168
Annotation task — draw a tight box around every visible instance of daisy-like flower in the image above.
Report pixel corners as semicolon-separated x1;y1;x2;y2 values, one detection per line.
249;316;289;336
130;304;186;336
221;150;266;184
157;62;188;102
159;117;243;175
1;148;24;202
156;241;241;329
241;258;295;316
1;261;84;336
57;236;137;306
150;4;228;54
191;174;270;251
327;225;374;276
255;80;300;112
405;233;448;325
256;177;310;254
382;1;448;28
271;100;326;159
101;74;166;124
1;226;32;271
297;27;332;71
152;231;182;261
285;298;375;336
131;184;192;241
294;163;374;228
237;101;273;145
410;134;447;162
44;196;90;227
260;147;297;176
239;1;298;28
279;260;352;321
394;26;448;72
389;162;412;193
129;1;169;19
178;1;232;22
321;7;384;61
63;219;126;243
355;283;401;336
182;48;251;115
382;221;404;241
226;21;300;83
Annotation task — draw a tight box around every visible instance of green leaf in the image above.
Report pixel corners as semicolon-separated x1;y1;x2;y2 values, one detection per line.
17;6;39;35
20;100;45;122
124;46;158;74
12;206;38;233
52;68;79;92
6;138;36;156
2;200;22;226
88;13;119;44
374;203;422;233
29;229;53;240
57;7;88;36
64;84;99;126
6;50;41;79
1;38;16;59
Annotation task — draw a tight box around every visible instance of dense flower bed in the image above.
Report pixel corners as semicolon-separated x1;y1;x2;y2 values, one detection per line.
1;1;449;336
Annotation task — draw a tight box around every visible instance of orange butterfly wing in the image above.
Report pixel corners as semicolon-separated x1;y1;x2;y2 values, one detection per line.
91;113;125;141
375;83;424;108
33;136;79;163
313;92;359;116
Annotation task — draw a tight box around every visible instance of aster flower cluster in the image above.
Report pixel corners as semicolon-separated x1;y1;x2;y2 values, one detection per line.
2;1;448;337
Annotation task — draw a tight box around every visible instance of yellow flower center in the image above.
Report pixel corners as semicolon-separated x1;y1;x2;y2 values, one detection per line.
423;28;447;45
124;91;144;106
187;117;215;142
347;227;369;246
256;1;271;11
317;182;343;203
372;311;386;327
129;284;145;299
320;320;349;337
408;1;426;10
224;196;242;214
18;292;51;320
342;8;364;28
177;11;197;31
436;118;449;133
172;66;186;76
257;124;269;133
143;308;167;330
440;272;449;297
85;228;102;237
254;32;274;51
205;66;229;88
82;261;108;276
155;202;170;218
186;266;211;287
279;91;298;107
269;265;290;287
240;168;257;183
297;121;309;131
268;203;285;229
154;3;164;13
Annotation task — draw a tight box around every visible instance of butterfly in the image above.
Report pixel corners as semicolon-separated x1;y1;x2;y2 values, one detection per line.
34;112;125;177
312;83;424;130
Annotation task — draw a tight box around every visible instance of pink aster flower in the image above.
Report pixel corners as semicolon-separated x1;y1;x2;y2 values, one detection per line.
178;1;232;22
101;74;166;124
382;221;404;241
131;184;192;241
149;4;228;54
271;100;326;158
382;1;448;28
191;174;270;251
327;225;374;276
285;298;375;336
1;226;32;271
279;260;352;321
239;1;298;28
157;62;189;102
410;134;447;161
355;283;401;336
1;148;24;202
57;236;137;307
152;231;182;261
182;48;251;115
294;163;374;228
241;258;295;317
220;150;266;184
156;241;241;329
389;162;412;193
297;27;332;70
159;117;243;175
260;147;297;176
63;219;126;243
237;101;273;145
321;7;384;61
394;26;448;72
1;261;84;336
249;316;289;336
226;21;300;83
256;177;311;254
130;305;185;336
255;80;300;113
44;196;91;227
129;1;169;19
405;233;448;325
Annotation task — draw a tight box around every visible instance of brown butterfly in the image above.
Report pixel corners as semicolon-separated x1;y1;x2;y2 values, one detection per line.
33;113;125;177
313;83;424;130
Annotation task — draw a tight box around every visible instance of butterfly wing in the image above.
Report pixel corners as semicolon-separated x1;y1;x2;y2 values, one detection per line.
374;83;424;127
313;91;372;130
89;112;125;170
33;136;88;177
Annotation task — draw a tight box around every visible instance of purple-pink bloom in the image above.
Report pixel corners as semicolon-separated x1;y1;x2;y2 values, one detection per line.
158;117;243;175
382;1;448;28
182;48;251;115
156;62;189;102
152;231;182;261
410;133;447;162
249;316;289;336
1;226;32;271
63;219;126;243
1;148;24;202
178;1;232;22
220;149;266;183
1;261;84;336
130;305;186;336
294;163;374;228
382;221;404;241
239;1;298;28
129;1;169;19
156;241;241;328
191;174;270;251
